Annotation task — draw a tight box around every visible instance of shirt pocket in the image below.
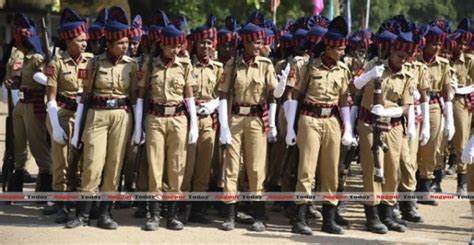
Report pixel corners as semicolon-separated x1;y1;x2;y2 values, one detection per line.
61;71;77;90
117;66;132;92
150;73;164;95
386;82;403;104
328;74;343;98
206;73;217;96
308;74;323;95
95;67;110;89
170;76;185;96
251;77;265;98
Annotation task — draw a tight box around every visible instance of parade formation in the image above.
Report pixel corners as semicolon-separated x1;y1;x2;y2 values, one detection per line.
1;5;474;243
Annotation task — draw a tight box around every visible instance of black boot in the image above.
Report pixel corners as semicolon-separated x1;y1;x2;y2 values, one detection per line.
306;202;322;220
445;153;456;175
36;173;53;192
430;170;443;193
378;204;406;232
188;202;212;224
133;201;149;218
391;202;407;226
321;204;344;235
418;179;438;206
236;202;254;224
166;202;184;230
55;201;70;224
364;205;388;234
142;201;161;231
220;203;235;231
42;201;61;215
97;202;118;230
291;204;312;235
284;202;297;223
7;169;25;192
399;196;424;223
177;202;188;224
457;173;467;195
335;202;349;226
249;202;265;232
65;201;91;228
89;201;101;219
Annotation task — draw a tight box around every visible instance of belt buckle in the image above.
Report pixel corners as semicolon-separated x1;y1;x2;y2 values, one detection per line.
377;116;391;124
164;106;176;116
18;91;24;100
320;108;332;117
239;106;251;115
106;99;117;107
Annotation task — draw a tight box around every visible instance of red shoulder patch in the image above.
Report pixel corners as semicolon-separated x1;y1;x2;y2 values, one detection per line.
77;69;88;79
219;73;226;84
45;65;55;76
288;67;296;78
13;62;23;71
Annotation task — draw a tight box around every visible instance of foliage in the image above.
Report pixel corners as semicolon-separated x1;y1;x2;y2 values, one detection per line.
60;0;473;32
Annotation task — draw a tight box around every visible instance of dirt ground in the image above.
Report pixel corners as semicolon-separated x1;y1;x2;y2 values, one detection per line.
0;104;472;244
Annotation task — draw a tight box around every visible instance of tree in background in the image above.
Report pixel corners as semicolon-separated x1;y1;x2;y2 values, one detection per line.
57;0;473;32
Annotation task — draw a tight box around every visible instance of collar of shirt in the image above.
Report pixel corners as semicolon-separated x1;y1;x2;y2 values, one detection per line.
62;51;86;65
320;53;337;69
243;53;256;66
236;55;260;68
105;51;123;65
383;59;405;77
388;59;402;73
155;56;182;69
24;50;36;59
422;53;442;65
194;55;213;68
197;55;210;65
453;52;465;64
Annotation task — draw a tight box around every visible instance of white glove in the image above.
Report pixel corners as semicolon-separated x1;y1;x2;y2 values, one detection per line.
413;89;421;101
186;97;199;144
198;98;219;115
407;105;416;142
444;101;455;140
267;103;278;142
449;76;458;89
419;102;430;146
284;100;298;146
33;72;48;86
71;101;84;148
273;63;290;98
370;104;403;118
11;89;20;105
353;65;385;89
341;106;357;146
47;100;67;145
350;105;359;126
415;104;422;116
218;99;232;145
132;98;145;145
461;135;474;164
455;84;474;95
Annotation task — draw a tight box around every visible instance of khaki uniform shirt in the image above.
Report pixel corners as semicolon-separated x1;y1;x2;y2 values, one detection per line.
360;60;415;109
191;58;223;101
20;50;45;90
218;56;278;104
46;52;94;97
138;56;195;104
294;57;351;105
82;53;138;100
